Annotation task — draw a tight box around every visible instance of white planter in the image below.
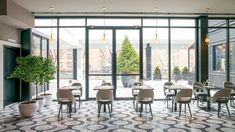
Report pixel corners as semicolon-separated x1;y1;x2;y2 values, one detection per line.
40;93;52;106
19;100;38;117
33;97;45;111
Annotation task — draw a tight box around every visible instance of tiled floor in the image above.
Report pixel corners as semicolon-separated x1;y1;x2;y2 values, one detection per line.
0;100;235;132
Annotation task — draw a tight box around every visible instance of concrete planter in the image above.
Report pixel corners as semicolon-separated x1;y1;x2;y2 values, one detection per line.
40;93;52;106
32;97;45;111
121;76;136;88
153;74;162;80
19;100;38;117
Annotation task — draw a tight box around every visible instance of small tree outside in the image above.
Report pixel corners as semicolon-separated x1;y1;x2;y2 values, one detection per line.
172;66;181;81
153;66;162;80
182;66;189;80
117;35;139;87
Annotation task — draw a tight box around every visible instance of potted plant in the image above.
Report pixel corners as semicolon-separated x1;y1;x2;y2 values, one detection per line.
153;66;162;80
117;36;139;87
29;56;45;112
172;66;181;81
182;66;189;80
39;58;56;106
11;55;40;117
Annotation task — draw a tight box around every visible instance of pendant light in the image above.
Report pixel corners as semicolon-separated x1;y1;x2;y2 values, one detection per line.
49;6;54;44
101;7;107;43
205;8;210;45
154;7;159;43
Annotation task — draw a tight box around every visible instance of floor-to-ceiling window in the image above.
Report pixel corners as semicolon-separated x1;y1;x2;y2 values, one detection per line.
34;18;58;99
59;18;86;99
229;19;235;82
170;19;196;87
208;19;227;86
34;17;197;100
143;18;169;99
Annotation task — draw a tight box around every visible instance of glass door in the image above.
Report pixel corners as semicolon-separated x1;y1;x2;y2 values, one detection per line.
115;29;140;98
88;29;113;98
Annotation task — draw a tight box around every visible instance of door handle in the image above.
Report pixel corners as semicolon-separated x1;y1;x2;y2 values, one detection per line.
4;76;13;80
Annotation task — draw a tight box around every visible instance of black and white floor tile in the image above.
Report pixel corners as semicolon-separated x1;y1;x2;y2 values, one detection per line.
0;101;235;132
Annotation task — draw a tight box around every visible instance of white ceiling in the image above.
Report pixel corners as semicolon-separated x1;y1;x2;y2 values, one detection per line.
13;0;235;16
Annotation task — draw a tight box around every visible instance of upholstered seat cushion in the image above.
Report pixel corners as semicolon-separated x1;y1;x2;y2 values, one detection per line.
133;91;139;96
195;91;207;96
98;99;112;104
72;90;81;96
216;98;229;103
177;97;191;103
58;98;73;104
140;98;152;104
166;92;175;96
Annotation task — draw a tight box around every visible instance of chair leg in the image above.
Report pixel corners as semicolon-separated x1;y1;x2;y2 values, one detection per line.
69;104;72;118
140;103;143;117
166;96;168;108
218;103;221;117
171;100;174;112
185;103;186;114
133;96;136;107
79;96;81;109
111;103;113;113
179;103;182;117
149;104;153;118
197;97;199;107
58;104;62;118
188;103;192;117
225;103;231;117
98;103;101;118
74;99;76;113
108;103;111;117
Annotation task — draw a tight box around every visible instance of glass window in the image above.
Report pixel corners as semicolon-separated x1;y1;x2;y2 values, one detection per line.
230;19;235;27
229;29;235;82
59;19;85;26
35;28;58;99
59;28;86;99
35;19;57;26
171;28;195;86
87;19;141;26
170;19;195;27
213;44;226;71
143;28;169;99
31;35;41;56
143;19;168;26
209;19;227;27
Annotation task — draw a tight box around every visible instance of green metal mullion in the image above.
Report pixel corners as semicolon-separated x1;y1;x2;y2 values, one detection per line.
140;18;143;80
195;18;199;82
226;20;230;81
168;18;171;82
57;18;60;89
85;25;89;100
113;29;116;99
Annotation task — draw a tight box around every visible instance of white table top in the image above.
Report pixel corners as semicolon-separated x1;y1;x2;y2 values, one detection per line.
60;86;81;90
94;85;114;90
133;85;154;90
164;85;191;90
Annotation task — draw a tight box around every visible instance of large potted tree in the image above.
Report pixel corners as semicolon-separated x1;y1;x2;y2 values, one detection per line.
153;66;162;80
11;55;40;117
39;58;56;106
117;36;139;87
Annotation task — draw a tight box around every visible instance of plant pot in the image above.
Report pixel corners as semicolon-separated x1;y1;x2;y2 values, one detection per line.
172;74;181;81
121;76;136;88
19;100;38;117
182;73;189;80
39;93;52;106
32;97;45;111
153;74;162;80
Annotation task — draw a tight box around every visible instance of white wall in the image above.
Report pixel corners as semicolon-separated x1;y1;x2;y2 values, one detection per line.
0;40;20;109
